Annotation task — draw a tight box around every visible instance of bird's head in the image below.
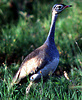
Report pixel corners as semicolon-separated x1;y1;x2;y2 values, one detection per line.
52;4;72;14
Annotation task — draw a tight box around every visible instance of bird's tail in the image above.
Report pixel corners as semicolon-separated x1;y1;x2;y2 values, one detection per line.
9;69;21;89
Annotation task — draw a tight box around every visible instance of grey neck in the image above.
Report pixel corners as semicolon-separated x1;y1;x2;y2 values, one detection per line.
45;14;58;45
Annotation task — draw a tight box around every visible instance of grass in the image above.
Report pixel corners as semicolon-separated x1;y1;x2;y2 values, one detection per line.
0;64;82;100
0;0;82;100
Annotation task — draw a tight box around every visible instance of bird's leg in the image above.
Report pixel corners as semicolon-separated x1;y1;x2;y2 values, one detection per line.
26;81;33;96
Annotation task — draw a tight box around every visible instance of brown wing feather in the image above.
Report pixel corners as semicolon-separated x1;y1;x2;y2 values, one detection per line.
12;44;49;85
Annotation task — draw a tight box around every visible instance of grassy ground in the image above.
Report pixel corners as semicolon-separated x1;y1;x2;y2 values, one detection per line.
0;0;82;100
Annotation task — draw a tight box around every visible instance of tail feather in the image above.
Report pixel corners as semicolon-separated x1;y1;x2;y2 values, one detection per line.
10;69;21;89
9;66;28;89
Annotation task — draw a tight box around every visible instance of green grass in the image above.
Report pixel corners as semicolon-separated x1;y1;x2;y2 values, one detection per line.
0;63;82;100
0;0;82;100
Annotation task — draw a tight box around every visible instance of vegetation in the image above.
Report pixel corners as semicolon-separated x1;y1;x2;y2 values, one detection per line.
0;0;82;100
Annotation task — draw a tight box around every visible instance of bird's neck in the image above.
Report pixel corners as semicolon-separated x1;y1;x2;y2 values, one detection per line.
45;14;58;45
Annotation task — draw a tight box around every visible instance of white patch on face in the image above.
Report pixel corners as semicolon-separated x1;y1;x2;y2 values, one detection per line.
30;58;59;81
52;5;64;14
56;5;63;10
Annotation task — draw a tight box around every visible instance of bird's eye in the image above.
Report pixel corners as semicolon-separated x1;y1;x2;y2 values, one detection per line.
59;6;62;9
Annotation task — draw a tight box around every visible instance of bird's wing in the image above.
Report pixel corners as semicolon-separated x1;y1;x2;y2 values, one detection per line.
13;44;50;82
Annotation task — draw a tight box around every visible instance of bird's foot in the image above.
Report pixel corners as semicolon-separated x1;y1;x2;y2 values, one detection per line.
26;81;33;96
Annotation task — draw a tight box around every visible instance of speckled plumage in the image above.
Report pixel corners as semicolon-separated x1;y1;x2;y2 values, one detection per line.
10;4;72;95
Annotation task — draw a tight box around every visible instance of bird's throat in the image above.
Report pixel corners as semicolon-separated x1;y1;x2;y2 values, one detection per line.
45;14;58;45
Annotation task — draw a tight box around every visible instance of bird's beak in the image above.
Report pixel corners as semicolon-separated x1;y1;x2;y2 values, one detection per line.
64;5;72;8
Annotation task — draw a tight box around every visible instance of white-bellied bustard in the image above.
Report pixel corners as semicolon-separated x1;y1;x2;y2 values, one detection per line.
10;4;72;95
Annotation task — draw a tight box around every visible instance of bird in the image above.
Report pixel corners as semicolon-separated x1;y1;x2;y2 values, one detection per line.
10;4;72;95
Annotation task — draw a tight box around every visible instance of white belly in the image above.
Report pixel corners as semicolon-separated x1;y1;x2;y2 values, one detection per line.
30;58;59;81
